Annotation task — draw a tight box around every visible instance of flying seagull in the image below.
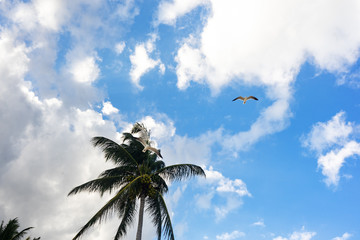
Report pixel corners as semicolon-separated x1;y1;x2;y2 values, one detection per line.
232;96;258;104
135;137;163;158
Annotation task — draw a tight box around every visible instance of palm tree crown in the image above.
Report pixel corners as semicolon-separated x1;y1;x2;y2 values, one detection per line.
68;122;206;240
0;218;40;240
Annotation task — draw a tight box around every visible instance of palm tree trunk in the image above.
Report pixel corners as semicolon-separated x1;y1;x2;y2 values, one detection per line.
136;195;146;240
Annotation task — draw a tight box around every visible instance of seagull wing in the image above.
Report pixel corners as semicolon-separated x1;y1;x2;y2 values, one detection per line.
248;96;258;101
232;96;245;101
148;146;163;158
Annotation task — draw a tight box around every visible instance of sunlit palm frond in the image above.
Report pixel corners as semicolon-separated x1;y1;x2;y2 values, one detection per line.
68;176;126;197
158;194;175;240
155;164;206;182
72;176;142;240
91;137;139;168
98;166;137;178
146;194;162;240
150;174;168;194
114;200;136;240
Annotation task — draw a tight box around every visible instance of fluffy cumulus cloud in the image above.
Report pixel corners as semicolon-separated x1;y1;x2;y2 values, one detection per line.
169;0;360;152
129;35;164;90
68;55;100;84
333;232;352;240
175;0;360;91
0;2;160;240
115;41;126;55
302;111;360;187
216;230;245;240
252;219;265;227
102;101;119;115
302;111;354;153
195;167;251;221
273;230;316;240
156;0;209;25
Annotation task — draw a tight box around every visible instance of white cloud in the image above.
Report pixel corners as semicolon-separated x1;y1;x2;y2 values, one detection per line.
333;232;352;240
139;115;176;142
174;0;360;92
302;111;353;154
273;230;316;240
172;0;360;152
156;0;209;25
302;111;360;187
203;166;251;198
129;36;163;89
196;166;251;221
216;230;245;240
114;0;139;21
318;141;360;187
102;101;119;115
33;0;68;31
69;56;101;84
223;97;291;152
252;219;265;227
115;41;126;54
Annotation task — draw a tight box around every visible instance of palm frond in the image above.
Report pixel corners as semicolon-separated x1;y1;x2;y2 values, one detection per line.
91;137;139;168
72;176;142;240
11;227;33;240
68;176;125;197
150;174;168;194
155;164;206;182
158;194;175;240
114;200;136;240
98;166;137;178
146;194;162;240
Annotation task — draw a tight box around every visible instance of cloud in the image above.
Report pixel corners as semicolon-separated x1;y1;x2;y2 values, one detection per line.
333;232;352;240
68;55;101;84
102;101;119;115
156;0;209;25
252;219;265;227
302;111;353;154
302;111;360;187
114;0;139;21
129;35;164;90
172;0;360;152
115;41;126;55
318;141;360;187
216;230;245;240
139;115;176;143
174;0;360;92
273;230;316;240
196;166;251;221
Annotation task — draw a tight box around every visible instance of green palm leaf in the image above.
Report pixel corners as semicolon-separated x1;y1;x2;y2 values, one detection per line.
114;200;136;240
72;176;142;240
155;164;206;181
69;123;206;240
91;137;139;168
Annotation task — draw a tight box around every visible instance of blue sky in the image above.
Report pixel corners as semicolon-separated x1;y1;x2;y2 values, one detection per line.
0;1;360;240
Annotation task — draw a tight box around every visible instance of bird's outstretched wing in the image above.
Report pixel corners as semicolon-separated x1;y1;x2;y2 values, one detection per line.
232;96;245;101
248;96;258;101
148;146;163;158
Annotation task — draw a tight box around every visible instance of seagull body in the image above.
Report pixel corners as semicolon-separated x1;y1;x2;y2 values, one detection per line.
143;145;163;159
135;137;163;158
232;96;258;104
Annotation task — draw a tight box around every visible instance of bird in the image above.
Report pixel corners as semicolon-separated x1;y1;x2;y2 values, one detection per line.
134;137;163;158
232;96;258;104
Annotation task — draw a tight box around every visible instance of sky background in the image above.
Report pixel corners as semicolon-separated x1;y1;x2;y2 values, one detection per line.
1;0;360;240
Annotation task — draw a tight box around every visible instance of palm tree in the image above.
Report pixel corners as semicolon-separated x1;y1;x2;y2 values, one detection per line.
68;122;206;240
0;218;40;240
